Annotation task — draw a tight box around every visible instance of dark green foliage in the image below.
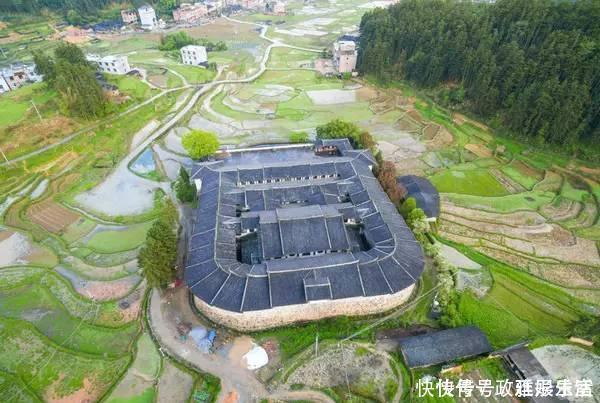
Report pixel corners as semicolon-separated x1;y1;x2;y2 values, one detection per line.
174;167;197;203
33;43;106;119
138;216;177;289
572;316;600;354
66;9;83;25
159;31;197;51
358;0;600;155
316;119;360;145
159;31;228;52
316;119;377;150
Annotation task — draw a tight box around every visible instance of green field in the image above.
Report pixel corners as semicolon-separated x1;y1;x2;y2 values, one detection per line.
267;47;318;69
0;317;129;400
106;332;160;403
84;221;154;253
0;83;58;128
105;75;155;102
430;168;508;197
442;240;585;348
443;191;556;213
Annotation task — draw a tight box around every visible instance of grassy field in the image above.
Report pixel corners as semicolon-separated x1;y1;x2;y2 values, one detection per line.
105;75;156;102
430;168;508;197
267;47;318;69
84;221;154;254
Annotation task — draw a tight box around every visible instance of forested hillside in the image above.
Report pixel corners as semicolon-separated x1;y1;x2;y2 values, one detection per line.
0;0;176;15
0;0;117;13
359;0;600;157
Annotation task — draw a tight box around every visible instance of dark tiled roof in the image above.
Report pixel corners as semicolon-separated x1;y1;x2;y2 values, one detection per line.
186;142;424;313
399;326;492;368
397;175;440;218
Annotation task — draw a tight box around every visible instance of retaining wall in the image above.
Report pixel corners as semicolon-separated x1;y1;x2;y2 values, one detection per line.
193;285;415;331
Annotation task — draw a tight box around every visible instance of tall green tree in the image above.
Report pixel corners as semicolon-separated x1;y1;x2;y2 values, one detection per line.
33;43;106;119
174;167;197;203
138;218;177;288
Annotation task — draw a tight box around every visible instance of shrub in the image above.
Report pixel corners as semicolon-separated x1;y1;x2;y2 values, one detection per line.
289;131;309;143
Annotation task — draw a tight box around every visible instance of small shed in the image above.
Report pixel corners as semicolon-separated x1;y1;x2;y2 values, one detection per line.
397;175;440;218
398;326;492;368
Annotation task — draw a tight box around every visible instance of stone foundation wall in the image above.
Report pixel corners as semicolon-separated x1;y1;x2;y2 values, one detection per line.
193;284;415;331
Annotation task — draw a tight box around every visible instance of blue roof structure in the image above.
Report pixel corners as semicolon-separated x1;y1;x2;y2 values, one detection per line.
396;175;440;218
186;140;424;313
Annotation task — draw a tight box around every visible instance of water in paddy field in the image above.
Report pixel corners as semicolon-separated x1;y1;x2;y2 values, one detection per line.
130;147;156;175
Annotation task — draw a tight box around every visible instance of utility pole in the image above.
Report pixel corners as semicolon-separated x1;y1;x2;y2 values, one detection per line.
314;332;319;357
31;99;42;121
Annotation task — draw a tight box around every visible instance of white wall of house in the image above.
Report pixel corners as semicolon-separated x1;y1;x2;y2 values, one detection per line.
181;45;208;66
0;76;10;93
138;5;157;29
88;55;131;75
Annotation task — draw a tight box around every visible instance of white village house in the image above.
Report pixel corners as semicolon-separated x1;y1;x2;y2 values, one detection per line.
0;64;43;93
180;45;208;66
87;55;132;75
138;4;158;30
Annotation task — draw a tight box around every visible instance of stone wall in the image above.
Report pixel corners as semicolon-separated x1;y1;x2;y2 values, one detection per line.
193;284;415;331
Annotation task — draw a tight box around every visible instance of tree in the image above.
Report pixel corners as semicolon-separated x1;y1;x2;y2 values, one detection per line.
32;50;55;82
159;31;197;51
182;130;220;160
358;130;376;151
316;119;361;147
138;218;178;288
357;0;600;158
289;131;309;143
33;43;106;119
398;197;417;219
157;0;177;14
407;207;428;241
377;161;402;204
175;167;197;203
66;9;83;25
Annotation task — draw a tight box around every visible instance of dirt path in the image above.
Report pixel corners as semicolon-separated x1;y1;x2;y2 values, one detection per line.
148;288;335;403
